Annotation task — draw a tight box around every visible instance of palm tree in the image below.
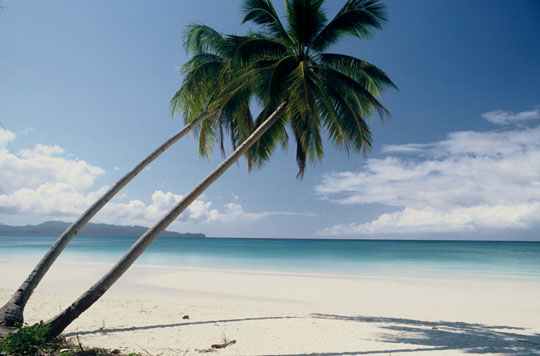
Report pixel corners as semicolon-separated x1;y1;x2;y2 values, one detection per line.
0;24;244;328
45;0;395;337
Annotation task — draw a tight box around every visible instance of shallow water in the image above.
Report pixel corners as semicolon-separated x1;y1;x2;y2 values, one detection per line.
0;235;539;280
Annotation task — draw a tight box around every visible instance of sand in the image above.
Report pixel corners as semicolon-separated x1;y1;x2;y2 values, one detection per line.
1;259;539;355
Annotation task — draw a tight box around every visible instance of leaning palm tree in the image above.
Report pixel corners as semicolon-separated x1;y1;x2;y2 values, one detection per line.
46;0;395;337
0;25;243;328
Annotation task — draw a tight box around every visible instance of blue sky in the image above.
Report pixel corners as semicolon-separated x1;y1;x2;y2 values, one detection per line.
1;0;539;239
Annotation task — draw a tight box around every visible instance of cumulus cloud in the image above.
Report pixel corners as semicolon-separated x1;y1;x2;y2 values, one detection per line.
0;143;104;194
97;191;312;229
100;190;221;226
316;123;540;236
481;108;540;125
0;141;106;216
0;137;296;228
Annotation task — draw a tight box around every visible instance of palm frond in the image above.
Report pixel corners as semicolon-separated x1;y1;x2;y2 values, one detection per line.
172;59;224;122
230;36;288;66
180;53;223;74
183;24;225;55
317;53;396;92
242;0;292;44
267;55;299;106
285;0;326;48
197;113;218;158
292;122;307;178
208;67;255;114
287;61;319;118
246;106;289;169
311;0;387;52
319;73;373;152
312;80;351;154
321;66;390;119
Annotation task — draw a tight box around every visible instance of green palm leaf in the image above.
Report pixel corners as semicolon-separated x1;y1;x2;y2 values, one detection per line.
183;24;226;55
285;0;326;48
317;53;396;92
311;0;387;52
231;36;288;66
242;0;292;44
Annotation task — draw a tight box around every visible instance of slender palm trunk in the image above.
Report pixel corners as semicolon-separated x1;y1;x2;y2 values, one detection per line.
0;112;212;327
46;101;287;337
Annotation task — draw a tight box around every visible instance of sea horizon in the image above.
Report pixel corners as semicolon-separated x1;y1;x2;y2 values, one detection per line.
3;232;540;242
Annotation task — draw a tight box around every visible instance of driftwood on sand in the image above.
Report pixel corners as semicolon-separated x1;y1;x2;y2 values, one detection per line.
210;339;236;349
196;339;237;353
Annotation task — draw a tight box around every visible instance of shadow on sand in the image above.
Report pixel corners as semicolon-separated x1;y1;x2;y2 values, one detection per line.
63;315;297;337
64;313;540;355
297;313;540;356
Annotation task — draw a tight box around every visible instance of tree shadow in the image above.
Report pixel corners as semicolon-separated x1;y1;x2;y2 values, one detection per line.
64;313;540;355
309;313;540;356
258;347;450;356
64;315;297;337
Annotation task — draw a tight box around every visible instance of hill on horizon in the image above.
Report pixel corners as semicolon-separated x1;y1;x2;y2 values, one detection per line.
0;221;205;238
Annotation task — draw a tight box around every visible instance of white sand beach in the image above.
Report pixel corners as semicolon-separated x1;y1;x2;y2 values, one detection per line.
1;260;539;355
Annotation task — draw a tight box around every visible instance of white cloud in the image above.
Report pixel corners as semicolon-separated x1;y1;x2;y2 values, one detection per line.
0;143;104;194
100;190;222;226
97;191;312;229
316;124;540;236
481;108;540;125
320;204;540;235
0;183;108;216
219;203;315;222
382;143;428;154
0;138;297;229
0;142;106;215
0;129;16;147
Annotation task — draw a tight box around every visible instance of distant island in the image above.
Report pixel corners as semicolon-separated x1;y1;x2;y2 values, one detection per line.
0;221;205;238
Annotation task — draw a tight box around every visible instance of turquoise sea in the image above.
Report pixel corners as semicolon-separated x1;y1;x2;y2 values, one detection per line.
0;235;539;280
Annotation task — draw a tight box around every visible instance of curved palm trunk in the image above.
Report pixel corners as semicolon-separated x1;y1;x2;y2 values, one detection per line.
0;112;212;327
46;101;287;337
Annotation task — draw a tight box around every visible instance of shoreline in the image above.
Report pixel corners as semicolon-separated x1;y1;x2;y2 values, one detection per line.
1;260;540;355
2;257;539;284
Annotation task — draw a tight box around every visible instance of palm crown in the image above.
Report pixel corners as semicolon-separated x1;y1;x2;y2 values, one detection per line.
174;0;396;178
170;24;255;160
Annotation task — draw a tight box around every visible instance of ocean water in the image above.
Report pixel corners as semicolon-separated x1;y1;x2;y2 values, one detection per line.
0;235;539;280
